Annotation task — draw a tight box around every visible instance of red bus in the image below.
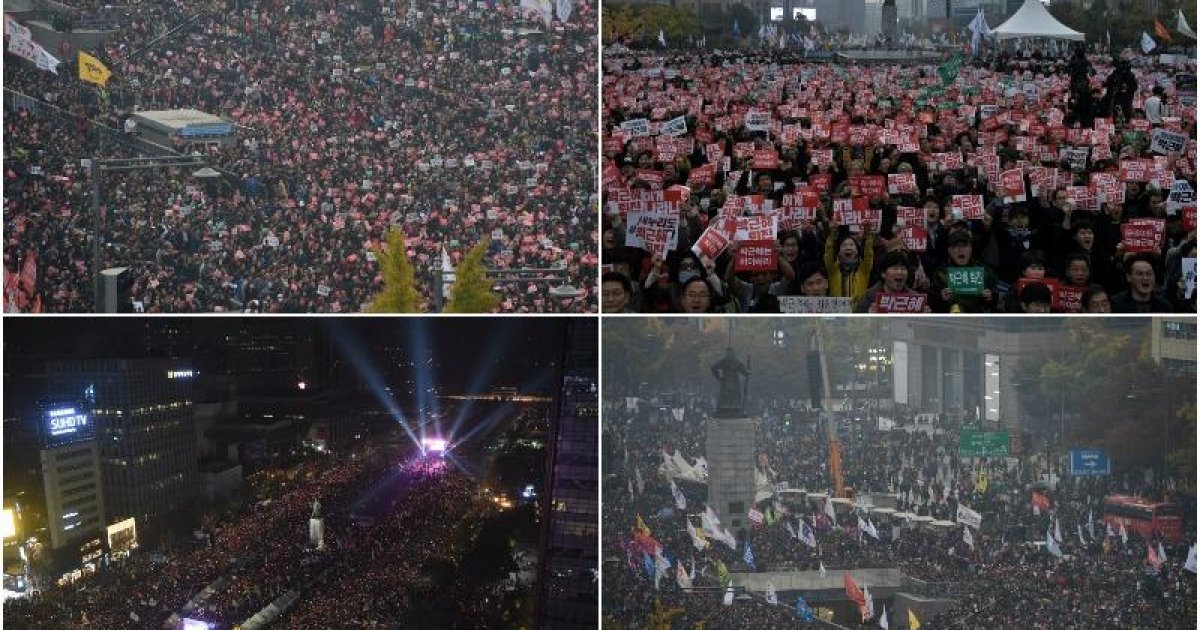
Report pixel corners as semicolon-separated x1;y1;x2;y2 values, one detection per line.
1101;495;1184;542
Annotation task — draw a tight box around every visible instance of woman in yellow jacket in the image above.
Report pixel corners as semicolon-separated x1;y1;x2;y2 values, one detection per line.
823;214;875;304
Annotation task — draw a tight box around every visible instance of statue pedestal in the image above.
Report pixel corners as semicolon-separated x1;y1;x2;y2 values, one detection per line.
706;416;756;531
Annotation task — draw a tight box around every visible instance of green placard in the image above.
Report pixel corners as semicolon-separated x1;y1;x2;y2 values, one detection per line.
960;429;1009;458
947;266;986;296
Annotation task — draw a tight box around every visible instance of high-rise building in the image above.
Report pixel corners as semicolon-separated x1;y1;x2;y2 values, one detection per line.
47;359;199;526
535;321;598;629
38;403;105;551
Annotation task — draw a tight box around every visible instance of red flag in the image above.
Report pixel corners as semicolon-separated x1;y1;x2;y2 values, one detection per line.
844;572;866;608
1154;19;1172;43
18;249;37;295
1148;543;1163;570
1032;491;1051;512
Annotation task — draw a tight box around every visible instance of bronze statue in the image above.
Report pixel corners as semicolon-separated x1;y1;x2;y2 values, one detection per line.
711;347;749;417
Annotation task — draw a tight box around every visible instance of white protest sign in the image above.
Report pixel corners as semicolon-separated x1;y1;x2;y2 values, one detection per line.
956;504;982;529
779;296;853;313
620;118;650;138
659;115;688;138
1185;257;1196;300
1150;128;1187;155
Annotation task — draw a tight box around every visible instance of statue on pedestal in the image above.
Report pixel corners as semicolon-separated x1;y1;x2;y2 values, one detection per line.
711;347;749;418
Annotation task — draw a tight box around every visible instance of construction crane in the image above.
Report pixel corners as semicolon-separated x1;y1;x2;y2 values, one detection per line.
812;323;853;499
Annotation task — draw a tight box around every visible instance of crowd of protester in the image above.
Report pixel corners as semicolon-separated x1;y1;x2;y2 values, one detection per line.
3;442;490;629
601;46;1196;314
602;393;1195;628
5;0;597;312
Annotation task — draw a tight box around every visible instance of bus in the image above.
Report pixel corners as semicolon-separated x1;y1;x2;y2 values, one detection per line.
1101;495;1184;542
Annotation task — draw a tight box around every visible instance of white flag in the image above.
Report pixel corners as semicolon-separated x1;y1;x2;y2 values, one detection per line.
1158;541;1168;566
723;586;734;606
824;497;837;523
862;584;875;620
671;479;687;511
676;562;693;590
1046;528;1063;558
785;521;797;540
658;29;666;47
1119;522;1128;545
963;526;975;550
519;0;553;26
1141;31;1157;54
1077;523;1086;546
1053;518;1062;543
554;0;573;23
798;519;818;548
766;581;779;605
1178;10;1197;39
1185;545;1196;573
819;561;827;579
879;604;889;629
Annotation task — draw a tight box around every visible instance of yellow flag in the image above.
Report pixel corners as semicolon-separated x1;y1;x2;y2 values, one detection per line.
908;609;921;629
78;51;112;86
635;513;651;536
976;471;988;495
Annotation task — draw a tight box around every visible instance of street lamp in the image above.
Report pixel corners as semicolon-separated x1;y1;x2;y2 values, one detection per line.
90;155;210;312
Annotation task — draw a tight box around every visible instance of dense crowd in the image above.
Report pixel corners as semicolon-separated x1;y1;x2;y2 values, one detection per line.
3;445;486;629
4;0;597;312
602;394;1195;629
601;47;1196;314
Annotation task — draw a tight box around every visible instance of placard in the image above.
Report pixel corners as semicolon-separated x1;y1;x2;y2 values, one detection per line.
733;240;777;272
947;266;986;295
779;296;853;313
875;292;927;313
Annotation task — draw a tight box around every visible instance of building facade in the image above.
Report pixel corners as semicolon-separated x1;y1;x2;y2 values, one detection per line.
38;404;105;551
535;321;598;629
47;359;199;526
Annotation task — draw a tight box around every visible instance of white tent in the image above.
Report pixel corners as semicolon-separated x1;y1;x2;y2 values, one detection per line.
992;0;1085;41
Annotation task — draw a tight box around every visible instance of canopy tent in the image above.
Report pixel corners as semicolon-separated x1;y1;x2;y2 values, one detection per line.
992;0;1085;41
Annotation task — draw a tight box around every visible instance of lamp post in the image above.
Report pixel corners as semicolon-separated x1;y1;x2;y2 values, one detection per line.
90;155;210;312
1126;384;1173;493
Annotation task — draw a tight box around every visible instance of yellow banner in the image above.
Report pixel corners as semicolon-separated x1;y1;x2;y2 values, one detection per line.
78;51;112;86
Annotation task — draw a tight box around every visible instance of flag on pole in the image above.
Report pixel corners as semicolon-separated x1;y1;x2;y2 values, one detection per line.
676;562;693;589
636;514;651;536
670;479;687;511
554;0;573;23
732;19;740;36
862;584;875;621
1178;9;1197;39
1148;543;1163;572
1185;545;1196;573
1088;510;1095;540
796;597;815;622
824;496;837;523
819;561;827;579
844;573;868;618
786;521;797;540
716;559;731;587
1154;18;1172;43
963;526;975;550
1046;528;1064;558
766;581;779;605
1053;518;1062;543
879;604;890;629
78;51;112;86
658;29;666;47
1141;32;1157;54
798;519;818;548
1158;541;1168;566
1119;522;1128;545
744;541;756;570
908;609;922;629
724;586;734;605
1077;523;1086;546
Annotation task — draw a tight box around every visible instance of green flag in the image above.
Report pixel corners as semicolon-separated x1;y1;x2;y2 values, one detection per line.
937;54;963;87
716;559;731;587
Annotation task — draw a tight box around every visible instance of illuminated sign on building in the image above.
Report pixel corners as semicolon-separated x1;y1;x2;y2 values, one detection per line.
166;370;195;379
47;407;89;436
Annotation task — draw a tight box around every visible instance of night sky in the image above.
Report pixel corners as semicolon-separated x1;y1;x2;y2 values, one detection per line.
4;317;570;394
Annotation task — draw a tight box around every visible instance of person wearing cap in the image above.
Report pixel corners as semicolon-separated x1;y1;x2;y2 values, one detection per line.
930;229;996;313
1110;253;1172;313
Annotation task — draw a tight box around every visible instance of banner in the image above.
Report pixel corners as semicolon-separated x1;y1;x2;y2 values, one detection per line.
779;296;853;313
956;504;982;529
733;240;777;272
1121;218;1164;253
875;292;926;313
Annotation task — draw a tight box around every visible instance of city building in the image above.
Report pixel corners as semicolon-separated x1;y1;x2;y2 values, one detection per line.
535;321;598;629
38;404;104;552
1150;317;1197;377
47;359;199;526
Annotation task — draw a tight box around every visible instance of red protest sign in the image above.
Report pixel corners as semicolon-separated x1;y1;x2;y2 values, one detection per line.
811;149;834;166
895;206;925;227
734;240;778;272
1184;206;1197;233
751;149;780;170
1065;186;1098;212
930;152;964;171
691;224;732;260
888;173;919;195
1121;219;1165;253
1119;160;1152;182
1056;285;1084;313
808;173;832;193
1000;168;1026;203
875;291;927;313
688;164;717;187
896;225;929;252
951;195;985;220
850;175;887;200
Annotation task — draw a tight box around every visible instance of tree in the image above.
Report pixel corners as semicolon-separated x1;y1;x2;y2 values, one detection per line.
444;238;499;313
367;228;424;313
